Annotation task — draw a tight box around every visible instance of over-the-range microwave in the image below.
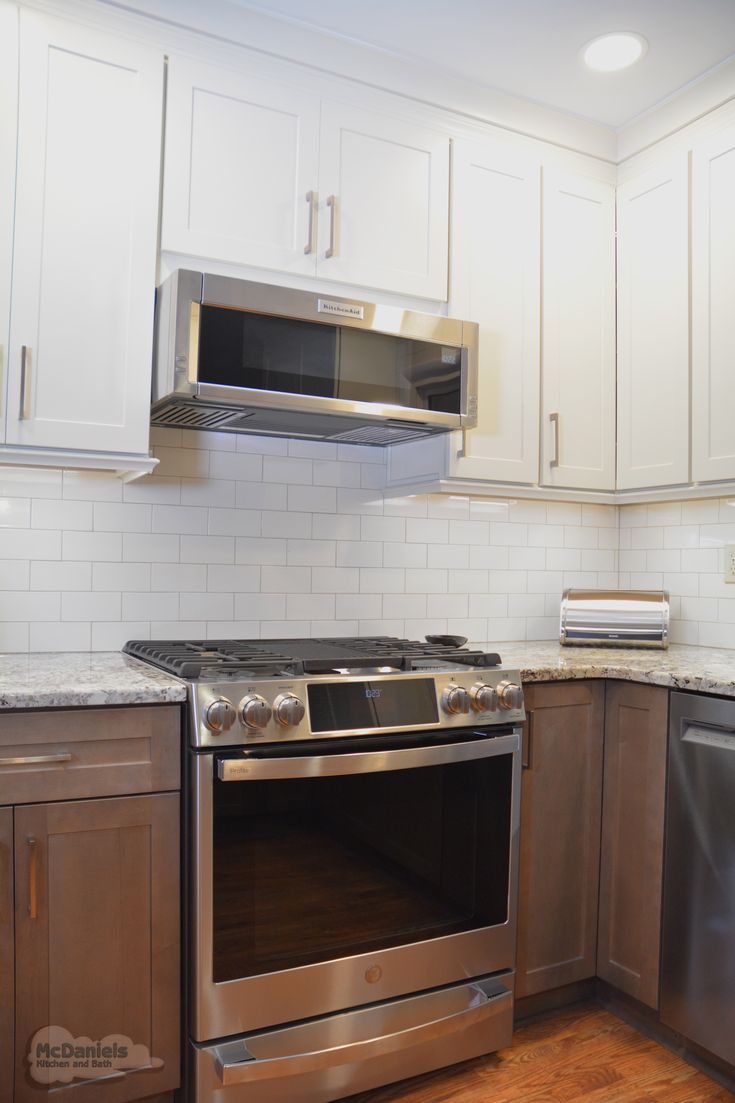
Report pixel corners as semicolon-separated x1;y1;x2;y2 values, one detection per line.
151;270;479;446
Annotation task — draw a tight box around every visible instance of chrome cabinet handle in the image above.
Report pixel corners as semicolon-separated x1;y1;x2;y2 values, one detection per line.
549;411;560;468
18;345;31;420
27;836;38;919
0;753;72;767
304;190;318;255
325;194;339;258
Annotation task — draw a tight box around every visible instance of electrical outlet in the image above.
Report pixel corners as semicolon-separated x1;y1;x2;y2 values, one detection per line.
725;545;735;583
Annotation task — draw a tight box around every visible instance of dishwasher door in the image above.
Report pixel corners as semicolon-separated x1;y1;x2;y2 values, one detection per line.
660;692;735;1065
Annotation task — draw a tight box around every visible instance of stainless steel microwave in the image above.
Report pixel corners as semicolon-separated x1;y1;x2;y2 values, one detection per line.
151;270;478;446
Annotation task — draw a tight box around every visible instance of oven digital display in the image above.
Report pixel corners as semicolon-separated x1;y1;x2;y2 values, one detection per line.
307;678;439;732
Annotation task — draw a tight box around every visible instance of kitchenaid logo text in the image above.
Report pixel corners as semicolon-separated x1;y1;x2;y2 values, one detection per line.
28;1027;162;1083
317;298;364;319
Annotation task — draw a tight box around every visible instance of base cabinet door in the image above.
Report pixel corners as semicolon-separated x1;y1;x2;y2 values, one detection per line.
597;682;668;1008
516;682;604;998
14;793;180;1103
0;807;12;1103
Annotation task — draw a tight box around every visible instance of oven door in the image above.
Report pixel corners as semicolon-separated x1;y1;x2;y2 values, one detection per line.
191;728;521;1041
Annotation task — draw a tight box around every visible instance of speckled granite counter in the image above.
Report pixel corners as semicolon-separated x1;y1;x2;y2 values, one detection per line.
479;642;735;697
0;652;187;710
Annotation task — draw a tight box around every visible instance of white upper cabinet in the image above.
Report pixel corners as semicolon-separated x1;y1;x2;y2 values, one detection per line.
316;101;449;300
0;1;18;447
162;60;449;301
6;10;163;457
616;158;690;490
162;56;321;277
541;171;616;490
692;127;735;483
449;138;540;484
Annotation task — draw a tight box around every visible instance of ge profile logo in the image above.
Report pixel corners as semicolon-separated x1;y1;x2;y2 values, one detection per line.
364;965;383;984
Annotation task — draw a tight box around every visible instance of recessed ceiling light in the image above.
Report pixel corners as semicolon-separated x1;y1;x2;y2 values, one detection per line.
581;32;648;73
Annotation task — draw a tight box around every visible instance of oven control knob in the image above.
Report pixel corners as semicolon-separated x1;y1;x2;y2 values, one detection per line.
239;694;273;730
203;698;237;734
274;693;306;727
441;685;471;715
497;681;523;711
471;683;498;713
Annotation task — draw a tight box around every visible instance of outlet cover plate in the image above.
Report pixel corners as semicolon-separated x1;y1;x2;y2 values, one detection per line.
725;545;735;583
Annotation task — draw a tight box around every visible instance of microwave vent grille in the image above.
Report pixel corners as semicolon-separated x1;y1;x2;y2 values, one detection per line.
151;401;244;430
328;423;431;445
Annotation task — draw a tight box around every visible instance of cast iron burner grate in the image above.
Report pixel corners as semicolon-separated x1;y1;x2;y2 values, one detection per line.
123;637;501;680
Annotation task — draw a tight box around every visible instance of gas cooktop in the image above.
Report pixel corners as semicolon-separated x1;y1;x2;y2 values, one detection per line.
123;636;502;680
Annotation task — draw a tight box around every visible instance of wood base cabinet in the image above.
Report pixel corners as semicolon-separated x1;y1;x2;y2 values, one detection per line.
13;792;180;1103
516;681;604;998
597;682;668;1009
0;807;12;1103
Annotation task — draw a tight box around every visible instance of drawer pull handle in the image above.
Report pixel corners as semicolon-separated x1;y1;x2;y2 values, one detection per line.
27;836;39;920
0;753;72;767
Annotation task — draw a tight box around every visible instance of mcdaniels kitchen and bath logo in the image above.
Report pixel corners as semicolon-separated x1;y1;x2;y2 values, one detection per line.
28;1026;162;1084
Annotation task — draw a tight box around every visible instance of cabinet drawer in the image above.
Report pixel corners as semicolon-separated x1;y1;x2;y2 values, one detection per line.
0;706;180;804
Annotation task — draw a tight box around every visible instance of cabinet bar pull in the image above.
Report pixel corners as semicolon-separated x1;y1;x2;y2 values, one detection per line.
549;412;560;468
19;345;31;420
522;713;533;770
0;753;72;767
27;836;38;920
326;194;339;258
304;190;318;255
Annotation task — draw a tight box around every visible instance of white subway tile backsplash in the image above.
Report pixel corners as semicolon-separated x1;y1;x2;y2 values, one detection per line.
12;437;735;653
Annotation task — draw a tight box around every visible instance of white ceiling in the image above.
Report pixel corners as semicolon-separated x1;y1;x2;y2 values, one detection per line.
228;0;735;128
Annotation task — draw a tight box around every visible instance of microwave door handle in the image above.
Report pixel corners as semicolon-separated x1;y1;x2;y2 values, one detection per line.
217;731;519;781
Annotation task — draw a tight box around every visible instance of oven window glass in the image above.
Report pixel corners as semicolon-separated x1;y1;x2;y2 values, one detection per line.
197;305;462;414
211;748;512;981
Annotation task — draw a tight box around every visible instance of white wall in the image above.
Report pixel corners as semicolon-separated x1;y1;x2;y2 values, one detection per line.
0;428;618;652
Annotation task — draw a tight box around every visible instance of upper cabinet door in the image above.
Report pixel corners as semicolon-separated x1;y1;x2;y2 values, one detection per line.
6;11;163;455
692;127;735;483
162;57;320;277
449;138;540;484
317;101;449;300
0;1;18;446
617;158;690;490
541;172;616;490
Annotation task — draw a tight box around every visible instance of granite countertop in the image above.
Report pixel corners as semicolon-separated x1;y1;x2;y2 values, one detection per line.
0;652;187;711
481;641;735;698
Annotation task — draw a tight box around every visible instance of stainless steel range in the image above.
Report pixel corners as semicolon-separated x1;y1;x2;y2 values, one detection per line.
124;636;524;1103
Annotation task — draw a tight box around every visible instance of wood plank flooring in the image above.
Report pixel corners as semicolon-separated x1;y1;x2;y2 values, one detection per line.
353;1006;735;1102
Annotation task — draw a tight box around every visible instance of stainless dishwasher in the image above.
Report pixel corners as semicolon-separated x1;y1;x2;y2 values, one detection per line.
660;692;735;1066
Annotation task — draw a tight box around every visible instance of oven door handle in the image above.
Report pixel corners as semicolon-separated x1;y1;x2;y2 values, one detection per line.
213;978;512;1085
217;731;519;781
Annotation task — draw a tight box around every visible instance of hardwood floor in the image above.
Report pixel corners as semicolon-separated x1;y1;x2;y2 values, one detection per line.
352;1006;735;1102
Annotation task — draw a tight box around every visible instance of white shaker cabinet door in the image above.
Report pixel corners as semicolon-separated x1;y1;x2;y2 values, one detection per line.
162;57;320;277
541;172;615;491
692;128;735;482
6;11;163;455
317;101;449;300
0;1;17;445
617;158;690;490
449;139;540;484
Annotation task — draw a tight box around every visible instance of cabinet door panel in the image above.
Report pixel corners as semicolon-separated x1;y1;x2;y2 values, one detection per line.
0;1;18;445
617;159;689;489
14;794;179;1103
598;683;667;1008
542;172;615;490
450;139;540;484
6;11;162;454
692;127;735;482
516;681;604;998
162;56;320;277
318;101;449;299
0;807;12;1103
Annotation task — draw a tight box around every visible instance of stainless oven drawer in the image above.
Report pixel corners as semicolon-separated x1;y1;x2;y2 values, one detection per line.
191;973;513;1103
